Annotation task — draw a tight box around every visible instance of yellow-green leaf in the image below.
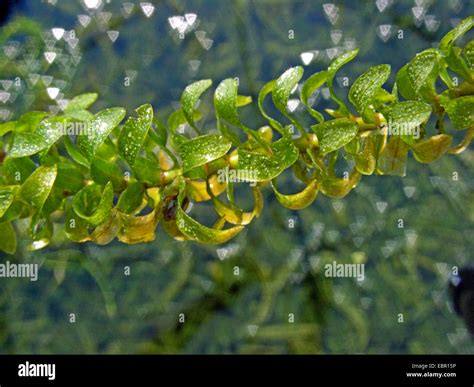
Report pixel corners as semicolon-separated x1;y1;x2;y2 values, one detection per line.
411;134;453;163
378;137;410;176
272;179;319;210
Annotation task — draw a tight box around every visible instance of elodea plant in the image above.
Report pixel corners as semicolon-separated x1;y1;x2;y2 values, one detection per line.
0;17;473;253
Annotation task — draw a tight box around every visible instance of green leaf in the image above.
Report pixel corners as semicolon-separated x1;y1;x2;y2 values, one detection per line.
406;49;440;92
377;137;410;176
320;170;361;198
463;40;474;66
300;71;327;122
150;116;168;147
354;135;376;175
349;64;391;116
132;156;162;185
311;118;359;155
439;16;474;53
0;222;16;254
236;95;252;107
446;46;472;79
396;64;417;101
167;109;201;147
178;134;232;173
19;165;57;211
73;181;114;226
64;109;94;122
116;182;145;214
28;214;53;250
0;186;19;218
182;79;212;131
3;157;36;184
55;162;84;193
176;205;244;244
237;134;299;181
444;96;474;130
9;116;68;158
212;186;263;225
3;111;49;135
64;135;90;167
91;209;122;245
118;210;160;244
214;78;244;127
65;93;98;112
77;107;126;159
214;78;268;148
90;157;125;190
271;179;319;210
272;67;304;132
118;104;153;166
411;134;452;163
327;49;359;114
258;80;284;132
65;204;90;242
388;101;432;144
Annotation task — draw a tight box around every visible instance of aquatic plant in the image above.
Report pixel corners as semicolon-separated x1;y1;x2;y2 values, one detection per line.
0;16;473;252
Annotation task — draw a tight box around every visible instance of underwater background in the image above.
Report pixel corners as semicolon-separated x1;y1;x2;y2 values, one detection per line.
1;0;474;354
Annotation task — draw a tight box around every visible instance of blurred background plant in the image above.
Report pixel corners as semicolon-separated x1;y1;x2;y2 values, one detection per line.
0;0;473;354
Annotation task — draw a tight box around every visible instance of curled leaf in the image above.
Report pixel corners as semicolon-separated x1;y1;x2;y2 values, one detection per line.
118;104;153;166
411;134;452;163
349;64;391;116
300;71;327;122
272;67;304;132
73;181;114;226
327;49;359;114
176;207;244;244
182;79;212;131
377;136;410;176
271;179;319;210
187;175;227;202
320;170;361;198
118;209;160;244
65;204;90;242
212;186;263;224
354;135;376;175
406;49;440;93
258;80;284;132
91;209;122;245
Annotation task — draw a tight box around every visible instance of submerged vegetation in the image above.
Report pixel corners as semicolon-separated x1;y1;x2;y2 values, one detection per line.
0;16;473;253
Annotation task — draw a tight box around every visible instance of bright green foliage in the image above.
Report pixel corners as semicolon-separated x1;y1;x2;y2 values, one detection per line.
0;17;473;252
